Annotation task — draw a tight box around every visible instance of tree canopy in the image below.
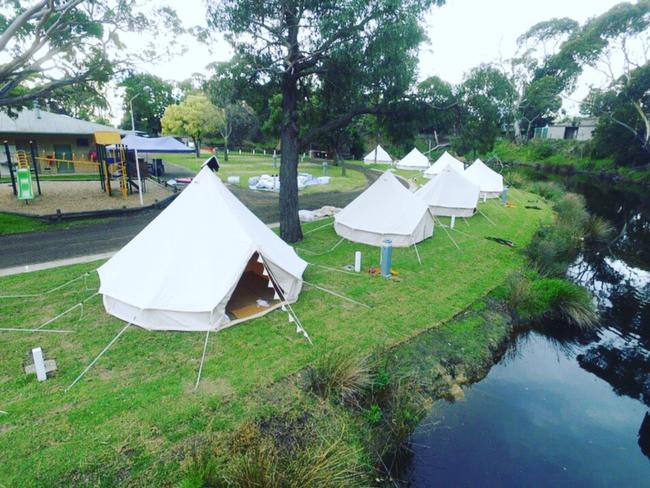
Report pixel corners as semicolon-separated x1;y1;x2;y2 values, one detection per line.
0;0;182;112
120;73;177;135
161;93;225;157
207;0;444;242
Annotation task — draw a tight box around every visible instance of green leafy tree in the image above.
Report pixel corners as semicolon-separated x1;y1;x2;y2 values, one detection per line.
454;65;517;155
161;94;225;157
207;0;444;242
579;2;650;164
120;73;176;135
0;0;181;112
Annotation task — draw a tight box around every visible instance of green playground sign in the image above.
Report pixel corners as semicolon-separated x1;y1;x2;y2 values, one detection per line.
17;168;34;201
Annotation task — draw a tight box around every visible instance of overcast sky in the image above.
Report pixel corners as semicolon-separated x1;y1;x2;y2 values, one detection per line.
110;0;624;122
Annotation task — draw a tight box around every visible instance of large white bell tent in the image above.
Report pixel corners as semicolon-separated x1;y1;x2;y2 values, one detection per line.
423;151;465;178
334;171;434;247
396;147;430;170
416;166;481;218
98;166;308;332
464;158;504;199
363;145;393;165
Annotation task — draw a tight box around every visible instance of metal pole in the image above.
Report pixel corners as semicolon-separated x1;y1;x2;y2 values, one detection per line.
29;141;41;195
3;141;17;195
134;148;143;206
129;93;141;132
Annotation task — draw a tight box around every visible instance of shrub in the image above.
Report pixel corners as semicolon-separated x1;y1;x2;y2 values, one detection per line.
364;404;383;425
304;349;372;406
553;193;588;229
531;279;598;329
528;181;564;201
530;139;555;160
526;224;581;276
584;215;614;244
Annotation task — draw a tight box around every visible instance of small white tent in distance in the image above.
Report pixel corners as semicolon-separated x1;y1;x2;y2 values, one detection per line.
423;151;465;178
464;158;504;199
396;147;430;170
416;166;481;217
363;145;393;165
98;166;307;332
334;171;434;247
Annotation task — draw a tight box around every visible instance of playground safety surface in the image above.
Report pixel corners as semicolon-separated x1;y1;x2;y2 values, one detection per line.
0;180;173;216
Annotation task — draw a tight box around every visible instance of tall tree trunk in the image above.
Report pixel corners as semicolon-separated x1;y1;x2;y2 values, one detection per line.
279;71;302;242
224;136;229;162
193;136;200;158
279;6;303;243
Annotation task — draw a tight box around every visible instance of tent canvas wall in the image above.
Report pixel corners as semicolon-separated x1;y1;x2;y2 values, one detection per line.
363;145;393;165
396;147;430;170
423;151;465;178
464;158;504;198
416;166;480;217
334;171;434;247
98;166;307;332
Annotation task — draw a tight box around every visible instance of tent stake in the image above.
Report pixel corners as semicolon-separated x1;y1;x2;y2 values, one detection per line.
194;329;211;391
66;323;131;391
303;281;371;309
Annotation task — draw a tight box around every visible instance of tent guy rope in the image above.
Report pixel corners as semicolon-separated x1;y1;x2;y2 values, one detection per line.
66;323;131;391
0;272;92;299
194;329;211;391
303;281;371;309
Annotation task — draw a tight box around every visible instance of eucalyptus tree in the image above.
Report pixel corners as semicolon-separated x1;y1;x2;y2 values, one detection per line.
0;0;182;112
207;0;444;242
120;73;176;135
578;1;650;163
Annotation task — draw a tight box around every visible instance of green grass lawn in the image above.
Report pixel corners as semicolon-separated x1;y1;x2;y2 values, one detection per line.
0;212;112;236
163;152;368;194
0;190;551;485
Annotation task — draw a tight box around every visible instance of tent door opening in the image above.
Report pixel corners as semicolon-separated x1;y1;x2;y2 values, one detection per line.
225;252;282;322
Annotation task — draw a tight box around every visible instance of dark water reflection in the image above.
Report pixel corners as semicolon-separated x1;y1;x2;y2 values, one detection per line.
404;175;650;487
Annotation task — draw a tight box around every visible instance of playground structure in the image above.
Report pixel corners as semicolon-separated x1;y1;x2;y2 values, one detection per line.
2;131;148;204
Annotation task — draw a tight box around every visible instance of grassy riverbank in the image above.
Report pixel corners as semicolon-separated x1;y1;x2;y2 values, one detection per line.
490;140;650;184
0;192;551;485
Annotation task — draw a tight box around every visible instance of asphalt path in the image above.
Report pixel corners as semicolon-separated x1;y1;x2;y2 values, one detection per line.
0;163;382;269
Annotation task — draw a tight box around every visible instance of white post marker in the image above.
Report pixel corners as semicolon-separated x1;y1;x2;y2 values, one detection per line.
32;347;47;381
134;148;143;206
450;215;456;229
354;251;362;273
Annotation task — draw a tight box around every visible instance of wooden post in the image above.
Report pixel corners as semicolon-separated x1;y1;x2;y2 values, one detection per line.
3;141;17;195
29;141;42;195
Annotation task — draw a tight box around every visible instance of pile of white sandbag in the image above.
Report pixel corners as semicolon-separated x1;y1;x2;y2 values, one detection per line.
298;205;341;222
247;173;331;192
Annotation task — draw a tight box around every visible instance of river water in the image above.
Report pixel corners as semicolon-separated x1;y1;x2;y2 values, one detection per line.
404;175;650;487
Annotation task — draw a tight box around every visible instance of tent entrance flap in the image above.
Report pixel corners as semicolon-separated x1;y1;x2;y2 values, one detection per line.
226;253;280;321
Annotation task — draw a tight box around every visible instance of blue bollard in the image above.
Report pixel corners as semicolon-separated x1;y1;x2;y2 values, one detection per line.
501;186;508;206
380;239;393;278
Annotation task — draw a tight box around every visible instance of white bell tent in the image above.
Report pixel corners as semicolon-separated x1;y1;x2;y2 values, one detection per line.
423;151;465;178
396;147;430;170
98;166;308;332
334;171;434;247
464;158;504;199
363;145;393;165
416;166;481;218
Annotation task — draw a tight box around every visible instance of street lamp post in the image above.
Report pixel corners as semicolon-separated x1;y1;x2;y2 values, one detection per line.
129;93;141;132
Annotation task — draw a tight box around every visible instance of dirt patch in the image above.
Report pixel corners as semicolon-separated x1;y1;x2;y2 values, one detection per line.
186;377;235;398
0;179;172;216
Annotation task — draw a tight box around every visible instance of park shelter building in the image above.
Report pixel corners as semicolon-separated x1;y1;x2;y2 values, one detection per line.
334;171;434;247
0;108;122;171
533;117;598;141
98;165;308;332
